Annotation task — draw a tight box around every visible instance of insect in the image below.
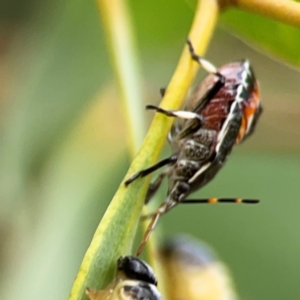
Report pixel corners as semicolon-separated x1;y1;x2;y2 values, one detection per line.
86;256;161;300
125;39;262;255
158;236;237;300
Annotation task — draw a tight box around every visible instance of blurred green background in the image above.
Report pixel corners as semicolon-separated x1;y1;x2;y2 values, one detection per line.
0;0;300;299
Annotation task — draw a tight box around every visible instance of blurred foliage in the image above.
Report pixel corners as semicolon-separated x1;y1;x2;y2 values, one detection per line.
0;0;300;300
221;9;300;66
158;235;238;300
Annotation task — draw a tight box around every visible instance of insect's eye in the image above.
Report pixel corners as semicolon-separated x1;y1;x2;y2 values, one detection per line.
117;256;157;286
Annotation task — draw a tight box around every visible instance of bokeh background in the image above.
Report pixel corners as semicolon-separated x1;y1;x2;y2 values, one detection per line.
1;0;300;299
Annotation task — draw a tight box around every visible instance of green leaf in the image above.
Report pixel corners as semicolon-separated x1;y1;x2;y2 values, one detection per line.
68;169;149;300
221;8;300;66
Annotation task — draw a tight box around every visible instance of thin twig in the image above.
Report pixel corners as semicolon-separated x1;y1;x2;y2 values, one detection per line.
223;0;300;28
97;0;145;155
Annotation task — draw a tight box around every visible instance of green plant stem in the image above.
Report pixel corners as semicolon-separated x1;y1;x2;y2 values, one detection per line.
69;0;220;299
134;0;220;297
127;0;220;177
97;0;145;155
69;0;146;298
224;0;300;28
132;0;220;242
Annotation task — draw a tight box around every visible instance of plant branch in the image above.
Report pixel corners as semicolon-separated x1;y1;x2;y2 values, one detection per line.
68;0;220;299
134;0;220;295
69;0;146;299
128;0;220;172
223;0;300;28
97;0;145;155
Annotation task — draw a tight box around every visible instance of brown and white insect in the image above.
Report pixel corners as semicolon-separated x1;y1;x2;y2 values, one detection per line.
125;39;262;255
86;256;161;300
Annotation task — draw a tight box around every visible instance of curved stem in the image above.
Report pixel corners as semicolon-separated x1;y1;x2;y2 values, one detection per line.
68;0;220;299
69;0;146;299
224;0;300;28
128;0;220;176
97;0;145;155
138;0;220;298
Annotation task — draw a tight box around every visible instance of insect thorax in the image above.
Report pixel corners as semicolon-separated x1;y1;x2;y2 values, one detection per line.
168;98;244;202
166;128;216;201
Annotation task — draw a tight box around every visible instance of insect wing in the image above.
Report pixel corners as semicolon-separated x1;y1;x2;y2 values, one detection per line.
220;61;261;144
187;61;259;185
188;104;243;185
237;81;262;143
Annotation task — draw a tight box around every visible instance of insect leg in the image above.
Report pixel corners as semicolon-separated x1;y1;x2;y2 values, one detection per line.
180;198;259;204
145;170;168;204
153;39;228;140
146;104;204;124
174;78;226;140
160;87;166;97
125;155;177;186
186;38;225;83
185;39;227;115
137;200;176;256
136;211;161;256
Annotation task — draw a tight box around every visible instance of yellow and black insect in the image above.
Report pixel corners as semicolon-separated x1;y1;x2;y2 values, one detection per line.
158;236;237;300
86;256;161;300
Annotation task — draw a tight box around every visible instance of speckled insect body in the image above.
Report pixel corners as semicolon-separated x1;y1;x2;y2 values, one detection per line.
125;40;262;255
167;60;262;204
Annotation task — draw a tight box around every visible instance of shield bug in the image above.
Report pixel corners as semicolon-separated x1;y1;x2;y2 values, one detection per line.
125;39;262;255
86;256;161;300
158;236;237;300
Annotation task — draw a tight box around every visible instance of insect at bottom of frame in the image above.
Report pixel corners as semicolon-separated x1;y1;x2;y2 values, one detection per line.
125;38;262;256
86;256;161;300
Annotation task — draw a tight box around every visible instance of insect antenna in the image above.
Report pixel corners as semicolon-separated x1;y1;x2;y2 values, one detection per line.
181;198;259;204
